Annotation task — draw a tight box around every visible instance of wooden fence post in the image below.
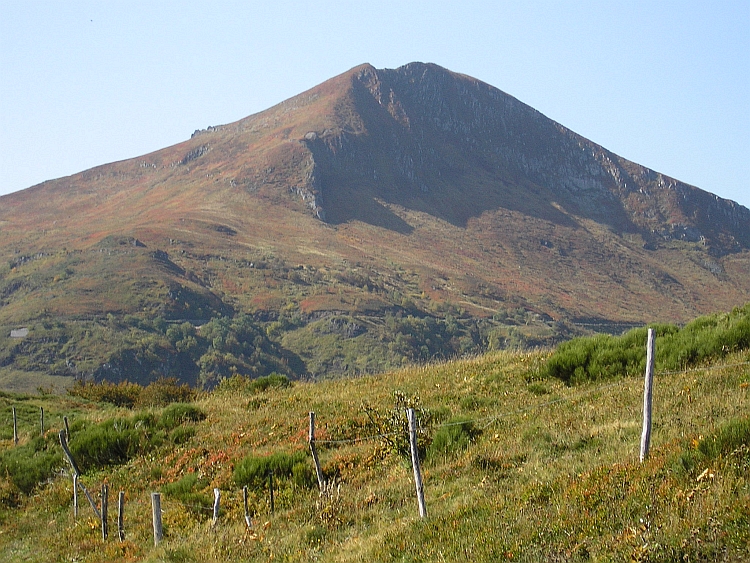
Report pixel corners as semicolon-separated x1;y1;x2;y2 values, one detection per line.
268;472;275;514
243;486;252;528
73;474;79;520
212;488;220;527
40;407;44;437
12;407;18;445
309;412;325;491
407;408;427;518
63;416;70;441
101;484;108;541
640;328;656;463
118;491;125;541
151;493;163;546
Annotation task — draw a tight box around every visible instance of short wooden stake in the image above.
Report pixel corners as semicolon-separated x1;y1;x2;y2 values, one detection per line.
212;488;220;527
308;412;325;491
268;472;275;514
73;474;79;519
40;407;44;436
12;407;18;445
640;328;656;463
243;486;252;528
151;493;163;546
101;484;108;541
407;408;427;518
63;416;70;441
118;491;125;541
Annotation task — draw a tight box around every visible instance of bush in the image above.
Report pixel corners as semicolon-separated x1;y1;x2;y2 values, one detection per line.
677;416;750;475
159;403;206;431
0;436;60;495
68;380;142;408
70;414;159;471
428;418;481;459
163;473;212;518
234;451;315;490
543;304;750;384
137;378;195;407
248;373;292;393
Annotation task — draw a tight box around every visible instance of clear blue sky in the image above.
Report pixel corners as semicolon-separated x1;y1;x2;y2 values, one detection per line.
1;1;748;208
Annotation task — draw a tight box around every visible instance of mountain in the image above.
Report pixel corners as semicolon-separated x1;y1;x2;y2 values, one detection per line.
1;62;749;390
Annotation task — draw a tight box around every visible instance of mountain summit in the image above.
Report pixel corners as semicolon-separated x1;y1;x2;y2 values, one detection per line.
1;63;749;389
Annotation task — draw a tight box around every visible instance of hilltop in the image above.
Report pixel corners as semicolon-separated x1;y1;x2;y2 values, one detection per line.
1;62;749;390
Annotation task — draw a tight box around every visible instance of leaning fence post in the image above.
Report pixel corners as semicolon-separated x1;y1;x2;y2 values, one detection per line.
640;328;656;462
309;412;325;491
407;408;427;518
151;493;163;546
212;488;221;527
118;491;125;541
12;407;18;445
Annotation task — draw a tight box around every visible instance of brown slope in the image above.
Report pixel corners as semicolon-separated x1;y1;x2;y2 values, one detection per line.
0;62;749;386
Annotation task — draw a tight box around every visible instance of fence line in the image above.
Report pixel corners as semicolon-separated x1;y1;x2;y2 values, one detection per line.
3;352;747;545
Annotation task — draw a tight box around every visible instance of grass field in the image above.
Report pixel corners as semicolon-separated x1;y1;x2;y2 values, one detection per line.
0;333;747;561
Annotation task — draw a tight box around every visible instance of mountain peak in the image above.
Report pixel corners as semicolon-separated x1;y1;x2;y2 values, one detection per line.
1;63;748;388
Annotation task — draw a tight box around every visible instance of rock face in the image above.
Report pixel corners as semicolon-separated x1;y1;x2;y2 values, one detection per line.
297;63;749;251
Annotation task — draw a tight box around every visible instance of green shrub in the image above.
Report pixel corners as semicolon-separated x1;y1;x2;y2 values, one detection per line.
67;380;142;408
248;373;292;393
234;451;315;490
543;304;750;384
137;377;195;407
677;416;750;475
427;418;481;459
0;436;60;495
65;405;205;473
159;403;206;431
163;473;212;518
69;415;159;471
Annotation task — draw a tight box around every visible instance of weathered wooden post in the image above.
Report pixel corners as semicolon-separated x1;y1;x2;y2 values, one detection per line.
73;474;79;519
407;408;427;518
12;407;18;445
118;491;125;541
640;328;656;463
268;472;275;514
212;488;220;527
243;486;252;528
40;407;44;437
151;492;163;546
101;483;108;541
308;412;325;491
63;416;70;441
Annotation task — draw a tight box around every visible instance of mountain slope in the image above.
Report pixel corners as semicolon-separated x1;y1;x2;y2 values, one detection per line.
1;62;748;389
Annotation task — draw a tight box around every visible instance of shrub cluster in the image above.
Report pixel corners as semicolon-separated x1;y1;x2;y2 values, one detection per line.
0;403;205;496
68;377;195;408
233;451;315;491
427;417;481;460
543;303;750;384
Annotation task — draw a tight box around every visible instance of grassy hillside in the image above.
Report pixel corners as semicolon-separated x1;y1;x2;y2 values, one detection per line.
0;309;748;561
